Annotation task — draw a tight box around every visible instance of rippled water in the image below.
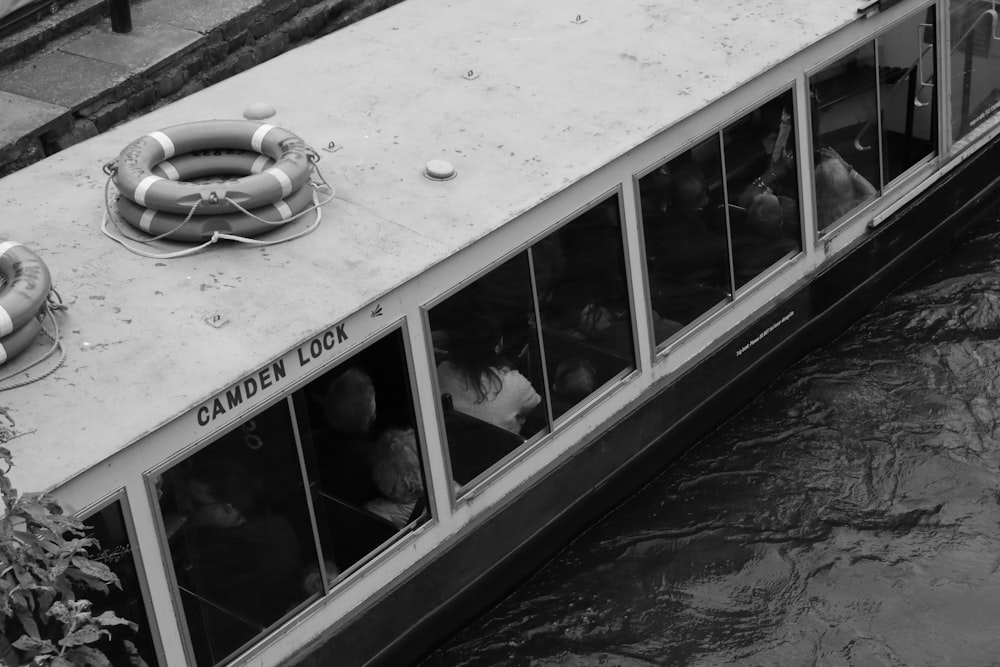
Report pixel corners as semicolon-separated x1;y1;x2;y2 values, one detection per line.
421;211;1000;667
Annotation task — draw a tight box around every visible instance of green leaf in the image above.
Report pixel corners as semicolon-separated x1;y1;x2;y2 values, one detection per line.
91;610;136;631
12;564;36;589
63;570;108;596
68;558;114;585
14;608;39;640
45;601;69;624
58;624;105;647
64;646;111;667
66;647;110;667
11;634;54;653
13;530;42;551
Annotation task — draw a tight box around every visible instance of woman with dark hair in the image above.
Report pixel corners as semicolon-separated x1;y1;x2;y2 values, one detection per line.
436;313;541;434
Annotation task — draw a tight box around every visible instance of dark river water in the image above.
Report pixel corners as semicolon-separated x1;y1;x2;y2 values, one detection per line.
421;209;1000;667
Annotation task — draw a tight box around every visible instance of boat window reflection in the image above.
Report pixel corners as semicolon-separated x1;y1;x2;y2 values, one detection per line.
536;194;636;419
155;402;318;666
82;500;160;666
879;7;937;182
292;330;430;574
430;253;548;486
950;0;1000;143
809;43;881;232
639;135;732;346
724;89;803;290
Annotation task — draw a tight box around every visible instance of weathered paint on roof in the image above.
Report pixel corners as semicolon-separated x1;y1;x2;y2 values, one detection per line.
0;0;857;491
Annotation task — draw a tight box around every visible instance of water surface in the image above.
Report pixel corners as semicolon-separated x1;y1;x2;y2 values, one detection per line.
422;211;1000;666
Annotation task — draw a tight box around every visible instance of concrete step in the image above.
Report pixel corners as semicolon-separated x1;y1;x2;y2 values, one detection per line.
0;0;403;177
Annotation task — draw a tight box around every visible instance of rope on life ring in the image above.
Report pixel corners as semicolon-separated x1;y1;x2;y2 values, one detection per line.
116;180;317;242
112;120;312;214
103;119;333;256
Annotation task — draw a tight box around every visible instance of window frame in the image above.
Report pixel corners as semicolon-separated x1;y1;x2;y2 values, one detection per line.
79;489;167;667
806;0;941;238
421;184;639;505
142;318;434;666
633;82;806;357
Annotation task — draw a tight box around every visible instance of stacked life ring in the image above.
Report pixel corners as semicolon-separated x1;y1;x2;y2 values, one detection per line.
109;120;320;242
0;241;52;366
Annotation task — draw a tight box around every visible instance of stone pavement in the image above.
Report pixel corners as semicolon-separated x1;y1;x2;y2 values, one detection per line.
0;0;402;176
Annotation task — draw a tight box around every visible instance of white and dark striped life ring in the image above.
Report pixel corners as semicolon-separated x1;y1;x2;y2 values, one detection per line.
151;149;275;181
0;241;51;337
116;182;317;242
113;120;312;214
0;316;42;365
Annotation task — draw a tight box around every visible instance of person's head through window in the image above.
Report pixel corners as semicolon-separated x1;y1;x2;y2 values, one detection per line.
187;460;262;529
747;193;785;238
323;367;377;434
552;357;599;404
445;313;505;403
300;559;340;596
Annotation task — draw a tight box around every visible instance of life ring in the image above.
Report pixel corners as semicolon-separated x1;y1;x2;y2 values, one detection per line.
113;120;312;215
0;241;51;337
151;149;274;181
0;316;42;365
116;180;317;242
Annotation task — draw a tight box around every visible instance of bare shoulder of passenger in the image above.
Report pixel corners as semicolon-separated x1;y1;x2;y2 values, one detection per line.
506;368;542;406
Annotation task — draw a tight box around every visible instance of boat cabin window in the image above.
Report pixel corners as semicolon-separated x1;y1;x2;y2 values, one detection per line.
291;330;428;569
879;8;937;182
950;0;1000;143
153;329;429;666
723;90;803;290
83;500;160;666
640;135;731;343
429;193;635;488
809;43;882;231
639;89;803;347
810;6;939;232
535;195;635;419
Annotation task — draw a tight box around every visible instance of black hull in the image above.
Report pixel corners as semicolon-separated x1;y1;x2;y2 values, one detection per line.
286;137;1000;667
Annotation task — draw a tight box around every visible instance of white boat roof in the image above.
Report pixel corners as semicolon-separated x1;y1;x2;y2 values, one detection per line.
0;0;857;492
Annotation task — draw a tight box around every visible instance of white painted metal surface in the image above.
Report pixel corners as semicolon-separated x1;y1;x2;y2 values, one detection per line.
0;0;860;494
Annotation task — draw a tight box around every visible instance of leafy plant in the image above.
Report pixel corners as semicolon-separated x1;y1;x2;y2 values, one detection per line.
0;446;135;666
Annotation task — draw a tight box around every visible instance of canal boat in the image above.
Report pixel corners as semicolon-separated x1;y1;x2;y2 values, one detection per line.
1;0;999;665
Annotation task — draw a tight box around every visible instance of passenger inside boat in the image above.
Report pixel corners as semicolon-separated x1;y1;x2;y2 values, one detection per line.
533;194;637;415
435;312;542;436
291;331;431;569
550;357;599;416
808;46;884;230
724;94;803;287
814;146;878;230
732;193;800;283
642;158;731;326
540;277;633;359
363;427;426;528
176;459;304;659
300;559;341;596
312;366;380;505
